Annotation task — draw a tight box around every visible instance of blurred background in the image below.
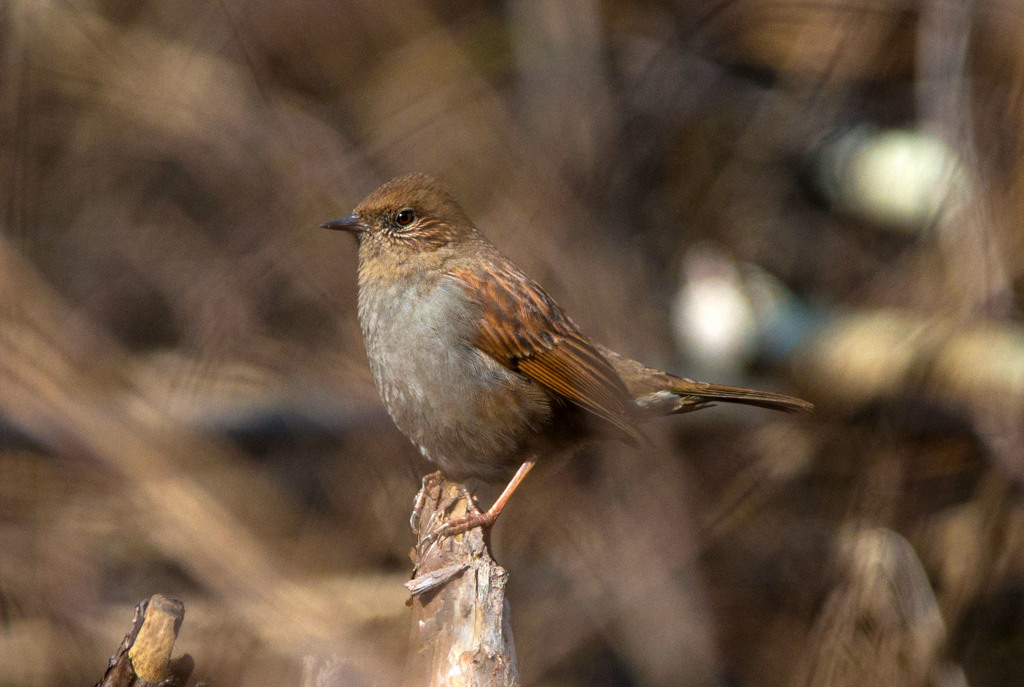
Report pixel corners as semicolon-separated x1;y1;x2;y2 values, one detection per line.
2;0;1023;685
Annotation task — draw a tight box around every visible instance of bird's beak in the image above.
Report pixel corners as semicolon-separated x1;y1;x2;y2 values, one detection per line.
319;214;368;234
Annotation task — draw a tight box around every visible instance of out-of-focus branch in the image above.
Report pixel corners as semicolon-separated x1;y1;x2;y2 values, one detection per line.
794;306;1024;488
0;238;407;663
917;0;1013;314
508;0;612;174
405;477;518;687
799;309;1024;406
97;594;193;687
794;528;966;687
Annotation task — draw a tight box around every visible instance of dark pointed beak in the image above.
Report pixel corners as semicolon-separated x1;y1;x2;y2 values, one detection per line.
319;214;368;234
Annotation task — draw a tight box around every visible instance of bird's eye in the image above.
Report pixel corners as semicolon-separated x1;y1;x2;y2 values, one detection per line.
394;208;416;227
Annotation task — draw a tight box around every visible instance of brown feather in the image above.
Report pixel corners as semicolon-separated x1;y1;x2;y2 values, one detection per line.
664;377;814;413
447;264;644;443
593;342;814;416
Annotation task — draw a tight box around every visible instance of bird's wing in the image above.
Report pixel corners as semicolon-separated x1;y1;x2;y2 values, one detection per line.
447;264;643;444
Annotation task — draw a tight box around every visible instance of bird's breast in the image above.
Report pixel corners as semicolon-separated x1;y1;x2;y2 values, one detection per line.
356;272;553;480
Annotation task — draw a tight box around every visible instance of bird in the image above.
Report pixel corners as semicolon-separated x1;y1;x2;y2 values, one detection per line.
321;173;812;538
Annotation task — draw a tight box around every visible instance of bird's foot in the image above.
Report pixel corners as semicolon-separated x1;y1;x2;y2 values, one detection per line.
416;505;494;556
434;509;497;539
415;460;534;554
410;471;446;532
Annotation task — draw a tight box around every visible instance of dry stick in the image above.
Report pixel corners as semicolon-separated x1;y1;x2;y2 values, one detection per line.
97;594;193;687
405;477;518;687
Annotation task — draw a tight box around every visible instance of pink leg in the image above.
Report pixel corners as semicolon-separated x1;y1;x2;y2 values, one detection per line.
436;460;536;538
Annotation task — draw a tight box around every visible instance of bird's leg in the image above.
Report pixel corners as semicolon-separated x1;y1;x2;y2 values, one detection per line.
435;459;536;538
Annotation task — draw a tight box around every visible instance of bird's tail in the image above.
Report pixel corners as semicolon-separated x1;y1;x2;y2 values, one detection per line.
663;376;814;414
595;343;813;417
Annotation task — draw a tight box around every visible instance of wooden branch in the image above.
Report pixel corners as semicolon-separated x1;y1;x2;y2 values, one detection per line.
405;476;518;687
97;594;193;687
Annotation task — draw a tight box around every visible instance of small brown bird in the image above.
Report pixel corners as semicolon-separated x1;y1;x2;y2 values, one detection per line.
322;173;811;537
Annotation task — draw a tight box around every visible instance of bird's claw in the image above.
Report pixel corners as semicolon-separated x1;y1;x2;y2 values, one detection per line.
416;509;496;561
433;510;496;539
410;471;446;532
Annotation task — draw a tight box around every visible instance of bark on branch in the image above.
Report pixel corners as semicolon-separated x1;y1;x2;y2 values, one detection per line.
405;477;518;687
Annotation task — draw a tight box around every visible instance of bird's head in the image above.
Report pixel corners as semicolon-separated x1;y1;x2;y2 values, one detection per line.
321;174;481;266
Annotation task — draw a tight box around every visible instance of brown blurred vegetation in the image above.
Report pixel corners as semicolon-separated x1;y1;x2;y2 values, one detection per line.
1;0;1024;685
